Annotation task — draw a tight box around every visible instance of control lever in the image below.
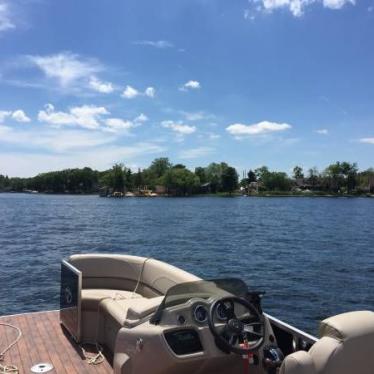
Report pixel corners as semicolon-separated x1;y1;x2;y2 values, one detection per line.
263;346;284;374
245;291;265;314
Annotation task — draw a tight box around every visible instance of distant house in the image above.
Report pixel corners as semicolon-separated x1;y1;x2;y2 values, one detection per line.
155;185;166;195
199;182;211;194
247;181;259;194
99;187;109;197
295;178;313;190
369;176;374;193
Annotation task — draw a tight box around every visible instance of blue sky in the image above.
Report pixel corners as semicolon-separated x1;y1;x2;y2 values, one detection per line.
0;0;373;177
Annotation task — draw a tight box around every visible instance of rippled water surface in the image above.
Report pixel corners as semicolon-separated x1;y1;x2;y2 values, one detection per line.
1;193;373;334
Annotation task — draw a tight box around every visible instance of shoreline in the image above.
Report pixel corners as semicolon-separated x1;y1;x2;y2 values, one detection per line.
1;191;373;198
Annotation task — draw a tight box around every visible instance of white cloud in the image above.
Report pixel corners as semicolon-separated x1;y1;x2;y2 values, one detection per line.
105;118;134;132
208;133;221;140
316;129;329;135
11;110;31;123
38;103;146;134
179;147;214;159
89;76;114;93
250;0;355;17
28;52;101;87
38;103;109;130
121;85;155;99
0;110;11;122
182;111;214;121
0;141;166;177
144;86;156;98
161;120;196;135
0;125;115;153
322;0;355;9
132;40;174;49
0;2;14;33
121;85;140;99
179;80;201;91
226;121;292;137
0;109;31;123
359;138;374;144
134;113;148;123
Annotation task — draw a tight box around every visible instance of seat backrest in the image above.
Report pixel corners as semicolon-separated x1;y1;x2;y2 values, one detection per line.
68;254;200;297
69;254;145;291
139;258;201;296
280;311;374;374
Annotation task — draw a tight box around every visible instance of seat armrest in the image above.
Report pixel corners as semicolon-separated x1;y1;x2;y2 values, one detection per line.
126;297;164;321
280;351;316;374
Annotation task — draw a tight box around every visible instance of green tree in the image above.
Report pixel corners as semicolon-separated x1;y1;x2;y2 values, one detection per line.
194;167;207;184
112;164;125;192
307;167;320;189
125;169;134;191
148;158;172;178
205;162;229;192
134;168;144;189
163;168;200;196
263;172;291;191
254;166;270;181
247;170;257;183
293;166;304;179
221;167;239;194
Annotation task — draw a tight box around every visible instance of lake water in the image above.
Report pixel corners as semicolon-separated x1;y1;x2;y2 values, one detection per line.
0;193;373;334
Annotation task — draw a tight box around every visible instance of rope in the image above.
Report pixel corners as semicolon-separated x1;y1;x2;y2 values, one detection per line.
80;343;105;365
80;257;152;366
131;257;151;298
0;322;21;374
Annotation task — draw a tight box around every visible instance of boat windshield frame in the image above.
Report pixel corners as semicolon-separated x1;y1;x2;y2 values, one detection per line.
150;278;249;325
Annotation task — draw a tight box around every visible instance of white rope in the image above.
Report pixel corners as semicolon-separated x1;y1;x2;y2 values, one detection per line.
0;322;21;374
131;257;151;298
80;257;152;366
80;342;105;365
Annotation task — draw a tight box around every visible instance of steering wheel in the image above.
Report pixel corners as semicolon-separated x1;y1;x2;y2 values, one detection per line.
208;296;265;355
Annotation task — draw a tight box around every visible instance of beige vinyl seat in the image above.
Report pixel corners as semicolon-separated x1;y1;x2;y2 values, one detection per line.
280;311;374;374
68;254;200;346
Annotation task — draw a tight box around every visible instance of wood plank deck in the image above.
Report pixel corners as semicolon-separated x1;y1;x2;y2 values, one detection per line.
0;311;113;373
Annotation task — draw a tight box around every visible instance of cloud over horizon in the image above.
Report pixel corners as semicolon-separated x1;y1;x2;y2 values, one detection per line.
0;2;14;33
359;137;374;145
226;121;292;137
161;120;196;135
132;40;174;49
121;85;155;99
0;109;31;123
179;80;201;91
247;0;355;17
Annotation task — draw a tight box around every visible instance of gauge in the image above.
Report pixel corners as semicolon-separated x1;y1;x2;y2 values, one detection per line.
216;301;234;321
193;304;208;323
216;303;227;321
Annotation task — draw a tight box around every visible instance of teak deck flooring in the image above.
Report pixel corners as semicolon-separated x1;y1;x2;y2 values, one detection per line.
0;310;112;373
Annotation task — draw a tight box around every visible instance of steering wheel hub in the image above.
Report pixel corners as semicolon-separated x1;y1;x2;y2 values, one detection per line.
208;296;265;355
228;319;244;334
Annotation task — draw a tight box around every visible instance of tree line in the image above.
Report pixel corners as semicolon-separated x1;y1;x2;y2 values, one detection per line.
0;159;373;196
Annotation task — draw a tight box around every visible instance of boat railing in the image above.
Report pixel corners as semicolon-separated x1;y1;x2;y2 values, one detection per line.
265;313;318;355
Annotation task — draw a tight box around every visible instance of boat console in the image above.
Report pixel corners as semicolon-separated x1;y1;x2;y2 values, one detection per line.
59;254;374;374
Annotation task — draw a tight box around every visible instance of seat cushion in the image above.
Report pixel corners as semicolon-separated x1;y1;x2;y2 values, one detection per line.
319;310;374;342
100;296;163;327
280;351;316;374
81;289;141;311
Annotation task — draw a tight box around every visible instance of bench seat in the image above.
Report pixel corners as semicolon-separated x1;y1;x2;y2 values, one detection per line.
81;289;142;311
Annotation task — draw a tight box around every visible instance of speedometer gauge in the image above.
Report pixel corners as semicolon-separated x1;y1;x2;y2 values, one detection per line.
193;304;207;323
216;302;228;321
216;300;234;321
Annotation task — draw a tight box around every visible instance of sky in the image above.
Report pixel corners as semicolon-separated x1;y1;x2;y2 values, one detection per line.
0;0;373;177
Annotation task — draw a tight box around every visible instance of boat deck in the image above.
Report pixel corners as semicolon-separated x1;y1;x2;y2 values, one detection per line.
0;310;113;373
